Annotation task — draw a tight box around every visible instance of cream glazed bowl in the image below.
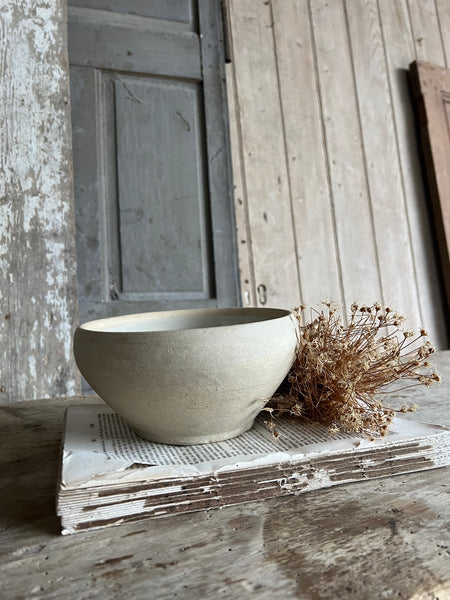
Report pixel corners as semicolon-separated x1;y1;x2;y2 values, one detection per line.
73;307;298;445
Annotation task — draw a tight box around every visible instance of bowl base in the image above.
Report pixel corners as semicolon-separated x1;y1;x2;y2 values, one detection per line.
132;420;256;446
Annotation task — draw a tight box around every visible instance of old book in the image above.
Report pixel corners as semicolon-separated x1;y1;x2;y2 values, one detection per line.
57;405;450;534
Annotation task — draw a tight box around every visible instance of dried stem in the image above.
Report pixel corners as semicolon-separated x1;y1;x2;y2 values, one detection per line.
266;302;441;439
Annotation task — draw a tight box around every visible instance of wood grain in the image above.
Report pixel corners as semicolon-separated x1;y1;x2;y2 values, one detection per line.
70;66;106;304
227;0;301;310
309;0;382;307
68;6;201;79
0;351;449;600
369;0;448;346
345;0;422;329
272;0;342;308
70;0;239;324
68;0;194;26
198;0;241;308
436;0;450;66
115;76;210;297
410;60;450;333
225;60;257;307
0;1;80;401
407;0;446;66
227;0;449;348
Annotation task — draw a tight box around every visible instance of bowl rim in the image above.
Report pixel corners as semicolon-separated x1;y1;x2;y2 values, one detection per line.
77;307;295;334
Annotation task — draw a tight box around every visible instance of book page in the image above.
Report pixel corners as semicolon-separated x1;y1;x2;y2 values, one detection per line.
60;405;449;487
97;411;361;465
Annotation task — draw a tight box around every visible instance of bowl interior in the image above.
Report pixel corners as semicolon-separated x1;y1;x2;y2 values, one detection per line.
79;308;292;333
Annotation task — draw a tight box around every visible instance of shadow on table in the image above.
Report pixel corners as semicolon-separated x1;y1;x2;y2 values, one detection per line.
0;402;65;537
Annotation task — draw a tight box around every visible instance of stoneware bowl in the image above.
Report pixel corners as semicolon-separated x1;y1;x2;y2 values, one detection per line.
73;307;298;445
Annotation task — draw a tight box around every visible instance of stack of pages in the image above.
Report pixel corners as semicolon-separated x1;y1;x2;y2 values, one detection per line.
57;405;450;534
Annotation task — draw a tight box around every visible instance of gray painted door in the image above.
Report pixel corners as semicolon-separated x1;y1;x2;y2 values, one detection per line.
68;0;239;324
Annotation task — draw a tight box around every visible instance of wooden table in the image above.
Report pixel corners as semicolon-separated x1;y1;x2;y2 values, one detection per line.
1;352;449;600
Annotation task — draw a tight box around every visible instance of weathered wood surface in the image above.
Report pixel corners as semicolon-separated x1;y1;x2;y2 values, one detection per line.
70;1;239;325
272;0;342;308
225;53;256;308
68;7;201;79
1;351;449;600
377;0;447;347
227;0;301;310
310;0;382;308
227;0;449;346
0;1;80;402
198;0;241;309
410;60;450;334
436;0;450;67
68;0;194;25
346;0;421;326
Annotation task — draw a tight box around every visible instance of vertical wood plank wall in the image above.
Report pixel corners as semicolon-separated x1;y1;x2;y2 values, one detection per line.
227;0;450;348
0;1;80;401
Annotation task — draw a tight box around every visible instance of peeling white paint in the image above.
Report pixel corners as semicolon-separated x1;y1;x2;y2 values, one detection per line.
0;1;80;401
28;354;37;380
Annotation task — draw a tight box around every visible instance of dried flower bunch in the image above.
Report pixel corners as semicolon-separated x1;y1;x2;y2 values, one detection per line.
266;302;440;438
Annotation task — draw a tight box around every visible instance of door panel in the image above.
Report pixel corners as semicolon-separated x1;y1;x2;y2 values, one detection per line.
70;66;105;304
68;0;194;25
69;0;238;324
68;9;201;79
115;76;212;298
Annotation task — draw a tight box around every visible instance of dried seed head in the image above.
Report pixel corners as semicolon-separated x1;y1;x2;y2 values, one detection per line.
266;301;440;439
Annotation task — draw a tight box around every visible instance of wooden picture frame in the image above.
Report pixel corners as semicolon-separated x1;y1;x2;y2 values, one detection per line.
410;60;450;332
